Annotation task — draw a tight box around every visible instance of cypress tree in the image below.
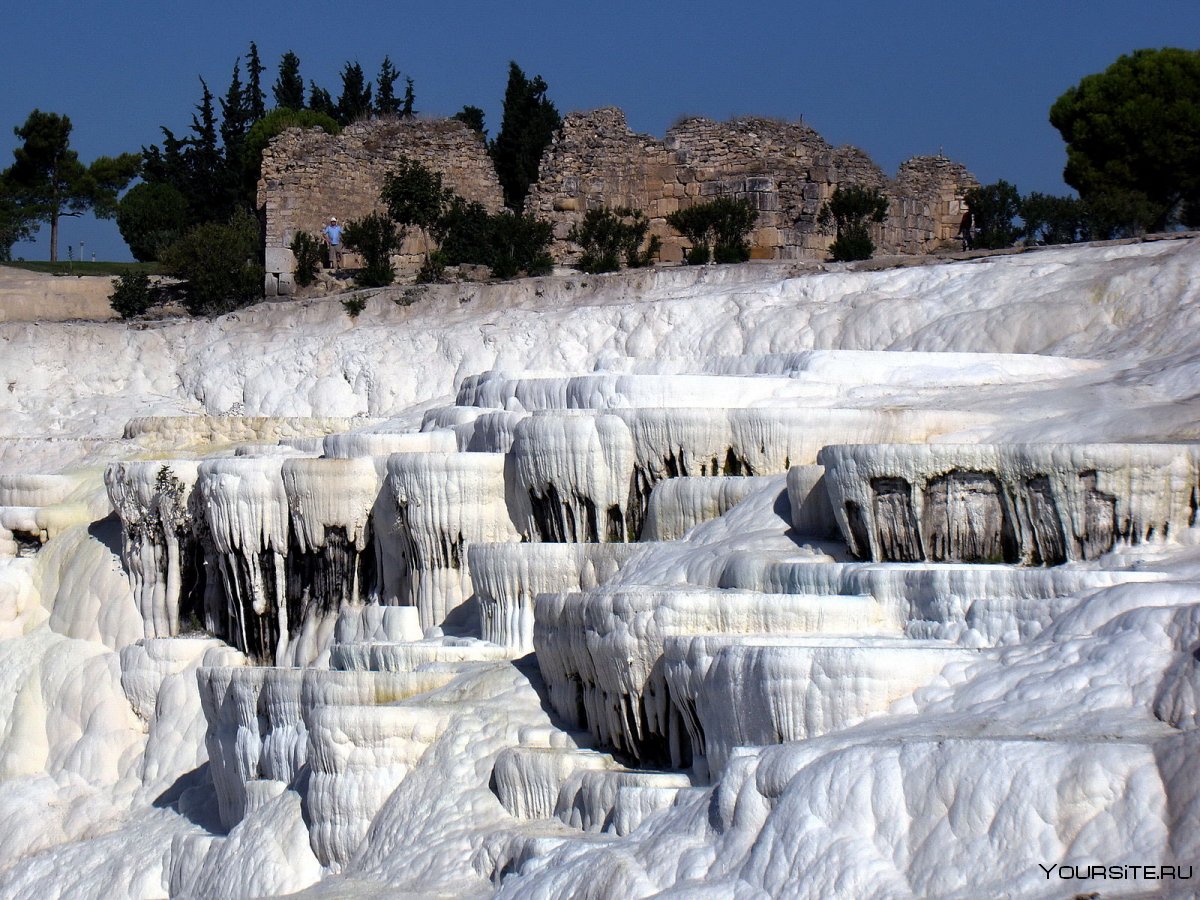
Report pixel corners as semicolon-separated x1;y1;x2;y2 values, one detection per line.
375;56;401;116
220;61;249;161
244;42;268;121
187;79;226;221
401;77;416;119
490;62;561;211
335;62;372;125
273;52;306;110
308;82;336;119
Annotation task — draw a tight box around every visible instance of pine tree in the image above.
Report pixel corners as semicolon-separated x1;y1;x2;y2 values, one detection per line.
375;56;401;116
273;51;305;110
490;62;561;211
335;62;372;125
4;110;138;260
244;42;267;121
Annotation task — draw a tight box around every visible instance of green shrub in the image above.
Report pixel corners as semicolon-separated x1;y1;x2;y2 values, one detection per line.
343;212;401;287
244;108;339;180
438;199;494;268
667;204;712;264
568;207;657;274
436;201;552;280
817;185;889;261
382;158;454;234
487;210;553;279
1081;188;1161;239
116;182;188;262
827;228;876;262
416;249;447;284
289;231;322;286
341;296;366;318
108;270;157;319
667;197;758;264
376;158;554;282
161;209;264;316
706;197;757;263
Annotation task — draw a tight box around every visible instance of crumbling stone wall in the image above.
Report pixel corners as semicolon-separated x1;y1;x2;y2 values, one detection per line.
258;108;977;289
527;108;976;263
257;117;503;292
882;156;978;255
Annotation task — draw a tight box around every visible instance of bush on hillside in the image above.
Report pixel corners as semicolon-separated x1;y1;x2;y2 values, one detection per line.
343;212;402;287
108;270;157;319
568;207;659;273
486;210;554;279
288;230;322;286
965;181;1022;250
667;196;758;264
817;185;889;261
161;209;263;316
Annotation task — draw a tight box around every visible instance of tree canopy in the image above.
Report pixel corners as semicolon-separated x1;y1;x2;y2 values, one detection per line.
1050;47;1200;231
3;110;139;260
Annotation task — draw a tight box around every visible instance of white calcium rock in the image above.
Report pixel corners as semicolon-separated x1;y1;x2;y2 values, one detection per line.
468;542;641;652
386;451;521;628
819;442;1200;563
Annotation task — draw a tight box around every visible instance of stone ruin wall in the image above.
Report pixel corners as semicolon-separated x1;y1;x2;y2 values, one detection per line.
257;118;504;293
528;108;978;264
259;109;976;287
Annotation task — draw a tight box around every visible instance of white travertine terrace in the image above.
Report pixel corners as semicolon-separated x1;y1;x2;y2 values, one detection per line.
716;556;1172;645
491;746;619;821
124;416;361;448
662;634;977;773
385;451;522;628
642;475;772;540
468;542;641;651
4;238;1200;896
105;460;205;640
534;585;902;765
509;412;636;543
785;464;838;536
321;429;458;459
819;442;1200;563
197;457;291;661
333;603;423;645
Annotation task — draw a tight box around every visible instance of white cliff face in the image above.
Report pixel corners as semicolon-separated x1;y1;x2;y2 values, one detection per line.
2;238;1200;897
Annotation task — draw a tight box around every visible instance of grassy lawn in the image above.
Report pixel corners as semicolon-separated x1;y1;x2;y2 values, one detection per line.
0;260;162;277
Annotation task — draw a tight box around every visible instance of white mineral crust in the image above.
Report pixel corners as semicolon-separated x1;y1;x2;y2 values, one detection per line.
1;239;1199;897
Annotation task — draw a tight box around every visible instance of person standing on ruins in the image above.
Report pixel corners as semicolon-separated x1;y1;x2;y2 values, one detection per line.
957;206;974;251
322;217;344;270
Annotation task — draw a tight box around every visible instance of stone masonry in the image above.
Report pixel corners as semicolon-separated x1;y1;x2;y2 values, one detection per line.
258;109;977;286
257;117;504;293
527;108;977;263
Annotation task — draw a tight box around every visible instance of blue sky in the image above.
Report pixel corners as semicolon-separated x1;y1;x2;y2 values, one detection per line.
3;1;1197;261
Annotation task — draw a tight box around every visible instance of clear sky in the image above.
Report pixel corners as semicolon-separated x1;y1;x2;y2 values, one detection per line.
3;0;1197;261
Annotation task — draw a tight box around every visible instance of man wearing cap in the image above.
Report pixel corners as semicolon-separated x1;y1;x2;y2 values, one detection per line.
322;217;344;270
